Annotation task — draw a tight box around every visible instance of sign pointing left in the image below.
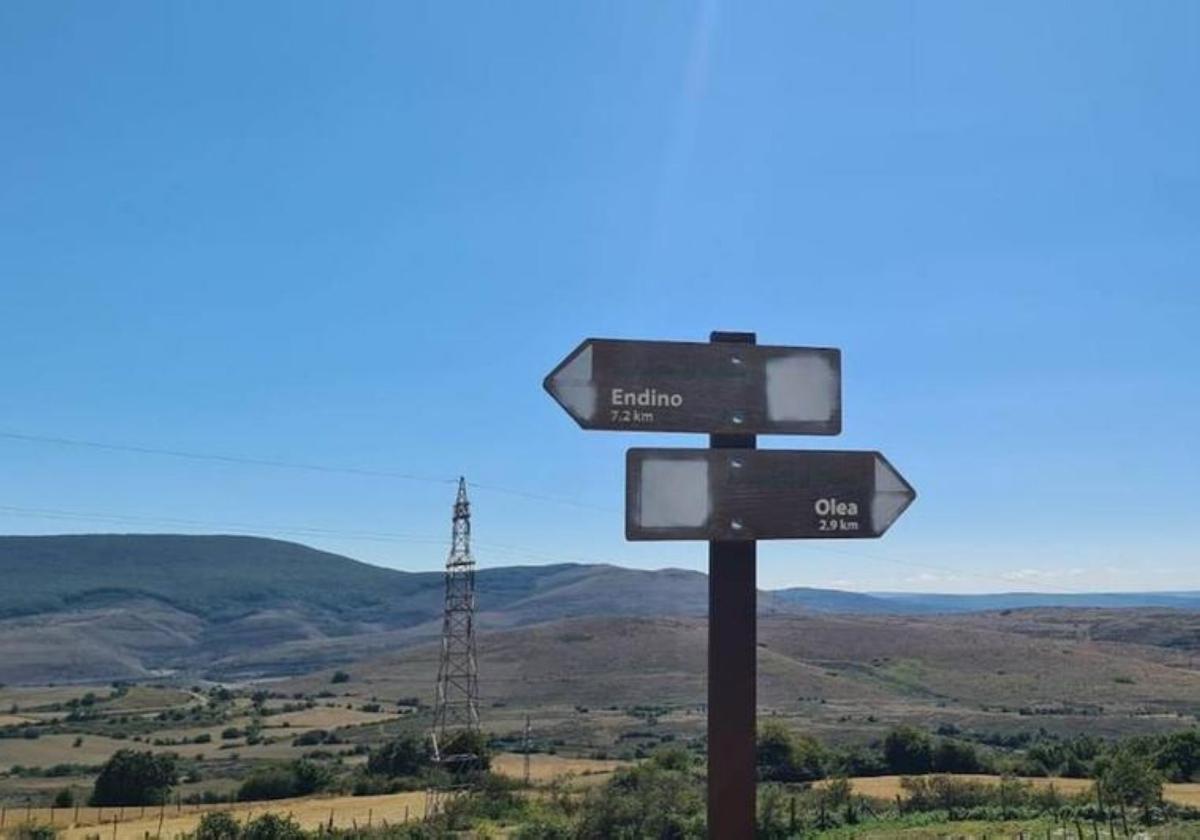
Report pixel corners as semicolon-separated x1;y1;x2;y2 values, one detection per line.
544;338;841;436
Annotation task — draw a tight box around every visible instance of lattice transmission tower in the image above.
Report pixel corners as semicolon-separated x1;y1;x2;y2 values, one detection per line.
426;477;481;818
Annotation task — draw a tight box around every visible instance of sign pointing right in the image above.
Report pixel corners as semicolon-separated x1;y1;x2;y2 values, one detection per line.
625;448;915;541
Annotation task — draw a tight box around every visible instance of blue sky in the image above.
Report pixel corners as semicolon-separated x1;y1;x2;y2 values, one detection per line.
2;2;1197;592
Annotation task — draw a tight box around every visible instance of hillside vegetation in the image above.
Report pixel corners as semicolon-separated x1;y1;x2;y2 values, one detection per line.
2;534;1199;688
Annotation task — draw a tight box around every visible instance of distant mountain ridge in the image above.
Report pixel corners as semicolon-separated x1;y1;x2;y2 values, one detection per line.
772;587;1200;614
0;534;1197;683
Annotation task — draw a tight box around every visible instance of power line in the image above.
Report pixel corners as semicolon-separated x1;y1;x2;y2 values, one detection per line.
0;502;621;568
0;429;613;512
0;430;1123;595
1;498;1107;596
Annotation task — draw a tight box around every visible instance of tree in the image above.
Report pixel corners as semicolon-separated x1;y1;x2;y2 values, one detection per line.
576;760;704;839
53;788;74;808
883;727;933;775
1156;730;1200;782
367;733;432;777
90;750;178;806
932;739;984;773
1097;748;1163;813
756;720;826;782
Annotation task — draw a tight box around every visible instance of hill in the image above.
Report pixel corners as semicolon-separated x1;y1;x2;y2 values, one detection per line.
2;533;1199;685
275;611;1200;747
0;534;790;682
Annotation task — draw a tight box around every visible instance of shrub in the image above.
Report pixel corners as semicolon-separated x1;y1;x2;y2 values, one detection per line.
9;827;59;840
932;739;986;773
237;761;331;802
884;727;934;774
367;734;432;778
195;812;240;840
242;814;304;840
513;818;573;840
291;730;329;748
438;730;492;773
575;760;704;838
53;788;74;808
330;671;351;684
756;720;825;782
90;750;178;806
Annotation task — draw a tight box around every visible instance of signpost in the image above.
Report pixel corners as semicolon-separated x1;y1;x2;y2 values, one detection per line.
544;331;915;840
544;338;841;436
625;448;915;541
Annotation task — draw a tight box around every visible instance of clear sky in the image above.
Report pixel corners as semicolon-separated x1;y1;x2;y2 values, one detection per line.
2;2;1197;592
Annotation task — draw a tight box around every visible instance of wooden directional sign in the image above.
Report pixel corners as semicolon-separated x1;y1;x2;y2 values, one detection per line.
544;338;841;436
625;448;915;541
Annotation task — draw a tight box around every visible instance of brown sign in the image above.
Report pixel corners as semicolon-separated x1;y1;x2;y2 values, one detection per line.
544;338;841;436
625;448;915;541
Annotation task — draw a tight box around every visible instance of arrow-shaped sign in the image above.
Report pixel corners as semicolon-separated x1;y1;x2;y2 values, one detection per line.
544;338;841;436
625;448;915;541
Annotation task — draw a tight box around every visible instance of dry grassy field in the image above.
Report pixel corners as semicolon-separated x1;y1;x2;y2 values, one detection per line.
826;774;1200;808
0;753;624;840
0;734;139;772
3;791;430;840
490;752;626;784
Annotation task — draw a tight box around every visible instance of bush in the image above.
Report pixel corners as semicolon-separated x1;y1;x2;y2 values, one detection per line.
932;739;986;773
237;761;331;802
8;827;59;840
513;817;573;839
242;814;304;840
884;727;934;774
195;812;240;840
367;734;432;778
292;730;330;748
330;671;351;684
756;720;825;782
437;730;492;773
90;750;178;806
53;788;74;808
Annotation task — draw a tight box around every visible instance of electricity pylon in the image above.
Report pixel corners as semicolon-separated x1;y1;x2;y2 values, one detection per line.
426;477;481;818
